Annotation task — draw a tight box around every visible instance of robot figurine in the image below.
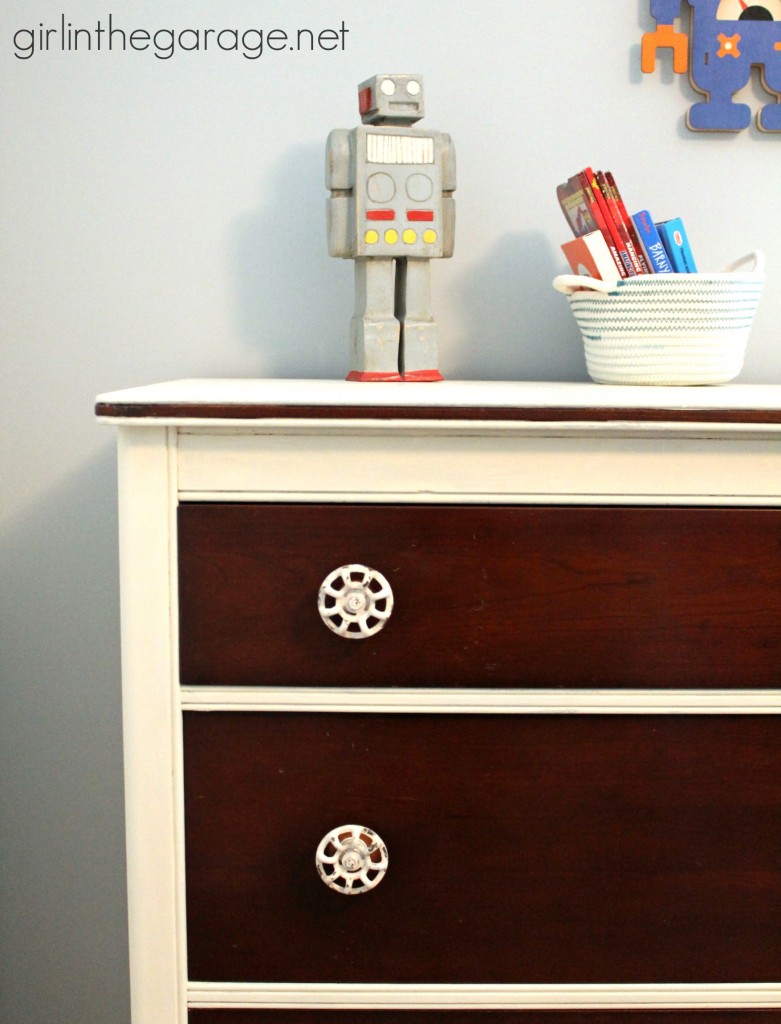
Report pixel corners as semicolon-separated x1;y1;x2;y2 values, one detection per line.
642;0;781;132
326;74;456;381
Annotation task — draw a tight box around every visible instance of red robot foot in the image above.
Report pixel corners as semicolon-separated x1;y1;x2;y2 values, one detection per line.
401;369;444;382
346;370;405;382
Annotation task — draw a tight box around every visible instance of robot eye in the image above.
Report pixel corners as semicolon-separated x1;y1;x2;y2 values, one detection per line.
380;78;396;96
406;80;421;96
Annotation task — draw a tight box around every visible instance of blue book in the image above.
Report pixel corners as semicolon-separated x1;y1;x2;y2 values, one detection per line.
631;210;673;274
655;217;698;273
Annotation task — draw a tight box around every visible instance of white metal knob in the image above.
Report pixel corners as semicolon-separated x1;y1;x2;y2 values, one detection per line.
317;564;394;639
316;825;389;895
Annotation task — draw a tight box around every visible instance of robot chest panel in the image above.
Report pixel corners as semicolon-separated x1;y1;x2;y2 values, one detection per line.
354;131;444;258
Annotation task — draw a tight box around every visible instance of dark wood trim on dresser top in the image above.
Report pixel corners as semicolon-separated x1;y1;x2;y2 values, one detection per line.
189;1015;781;1023
96;399;781;423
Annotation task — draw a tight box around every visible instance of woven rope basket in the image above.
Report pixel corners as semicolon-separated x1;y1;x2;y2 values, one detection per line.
553;251;765;385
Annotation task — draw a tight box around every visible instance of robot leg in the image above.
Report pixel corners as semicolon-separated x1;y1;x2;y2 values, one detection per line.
758;61;781;131
396;258;443;382
347;258;402;382
687;48;752;130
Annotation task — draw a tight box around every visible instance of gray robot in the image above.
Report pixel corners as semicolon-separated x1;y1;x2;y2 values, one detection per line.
326;74;455;381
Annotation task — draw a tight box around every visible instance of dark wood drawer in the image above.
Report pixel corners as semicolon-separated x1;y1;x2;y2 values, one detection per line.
183;711;780;985
178;504;781;689
188;1014;781;1023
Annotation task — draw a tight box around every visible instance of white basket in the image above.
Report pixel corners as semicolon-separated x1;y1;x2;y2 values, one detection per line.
552;251;765;385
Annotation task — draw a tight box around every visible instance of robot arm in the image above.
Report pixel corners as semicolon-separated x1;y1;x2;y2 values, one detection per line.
326;128;354;258
326;128;353;191
440;132;456;259
642;0;689;73
650;0;684;20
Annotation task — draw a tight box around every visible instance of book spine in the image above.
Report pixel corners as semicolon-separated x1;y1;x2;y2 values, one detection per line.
656;218;698;273
576;173;626;278
596;170;644;276
586;169;636;276
631;210;674;274
579;170;629;278
605;171;650;274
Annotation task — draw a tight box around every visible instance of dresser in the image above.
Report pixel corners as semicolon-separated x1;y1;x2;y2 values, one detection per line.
95;379;781;1024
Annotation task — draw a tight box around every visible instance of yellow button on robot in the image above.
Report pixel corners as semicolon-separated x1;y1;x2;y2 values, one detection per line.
364;229;379;244
384;228;399;245
402;229;417;244
423;229;437;244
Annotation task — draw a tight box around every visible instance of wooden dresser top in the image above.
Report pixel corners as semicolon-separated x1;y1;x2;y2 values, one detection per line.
95;379;781;425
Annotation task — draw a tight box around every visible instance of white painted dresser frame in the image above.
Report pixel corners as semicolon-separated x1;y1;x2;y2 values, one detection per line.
96;379;781;1024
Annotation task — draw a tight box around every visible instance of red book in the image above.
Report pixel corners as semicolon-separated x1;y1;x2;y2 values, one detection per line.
556;176;598;237
585;167;635;277
557;174;626;278
605;171;650;274
561;231;621;282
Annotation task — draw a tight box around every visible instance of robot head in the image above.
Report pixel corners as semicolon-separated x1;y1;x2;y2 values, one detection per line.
357;74;425;125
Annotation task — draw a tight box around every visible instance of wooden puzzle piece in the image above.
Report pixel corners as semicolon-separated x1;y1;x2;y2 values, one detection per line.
643;0;781;132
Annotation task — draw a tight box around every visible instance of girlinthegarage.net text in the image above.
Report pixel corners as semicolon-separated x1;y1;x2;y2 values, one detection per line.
13;14;349;60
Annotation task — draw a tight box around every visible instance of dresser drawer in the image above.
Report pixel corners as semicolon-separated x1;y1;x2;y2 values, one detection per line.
178;504;781;689
183;711;780;985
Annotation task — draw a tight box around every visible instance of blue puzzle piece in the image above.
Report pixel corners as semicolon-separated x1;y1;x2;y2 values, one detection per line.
643;0;781;132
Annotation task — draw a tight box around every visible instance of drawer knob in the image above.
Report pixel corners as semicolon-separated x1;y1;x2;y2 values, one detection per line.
317;564;394;639
316;825;389;895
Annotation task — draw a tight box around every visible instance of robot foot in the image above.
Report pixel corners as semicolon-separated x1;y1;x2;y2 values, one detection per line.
401;368;444;382
348;316;401;381
400;320;441;381
687;99;751;131
347;370;405;382
758;102;781;132
347;368;442;382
